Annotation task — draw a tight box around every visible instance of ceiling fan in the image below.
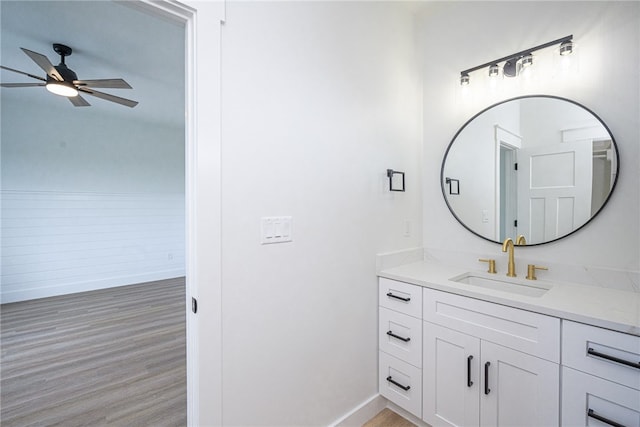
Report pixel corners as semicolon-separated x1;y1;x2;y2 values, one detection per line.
0;43;138;108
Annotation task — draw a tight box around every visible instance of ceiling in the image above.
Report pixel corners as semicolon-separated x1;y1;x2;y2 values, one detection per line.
0;0;185;129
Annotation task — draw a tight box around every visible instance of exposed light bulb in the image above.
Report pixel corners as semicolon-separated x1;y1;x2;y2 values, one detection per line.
559;40;573;56
488;64;499;78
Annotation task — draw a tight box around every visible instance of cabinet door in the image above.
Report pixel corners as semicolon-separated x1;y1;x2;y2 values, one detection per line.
423;322;480;427
481;341;559;427
562;367;640;427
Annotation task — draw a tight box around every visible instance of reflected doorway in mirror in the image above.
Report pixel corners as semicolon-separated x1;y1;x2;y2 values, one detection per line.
441;95;619;246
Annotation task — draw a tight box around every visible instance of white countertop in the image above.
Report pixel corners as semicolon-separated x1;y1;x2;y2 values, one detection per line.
379;260;640;336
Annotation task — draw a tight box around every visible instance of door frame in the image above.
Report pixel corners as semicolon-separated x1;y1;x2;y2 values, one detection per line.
133;1;224;425
499;144;518;241
494;125;521;241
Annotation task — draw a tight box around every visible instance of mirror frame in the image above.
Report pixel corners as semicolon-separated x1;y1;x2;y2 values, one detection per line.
441;94;620;246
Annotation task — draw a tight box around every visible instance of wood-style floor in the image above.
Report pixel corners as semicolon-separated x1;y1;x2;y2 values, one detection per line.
0;278;186;427
363;408;417;427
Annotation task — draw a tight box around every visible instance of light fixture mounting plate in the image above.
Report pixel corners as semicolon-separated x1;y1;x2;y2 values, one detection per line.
503;58;518;77
53;43;72;58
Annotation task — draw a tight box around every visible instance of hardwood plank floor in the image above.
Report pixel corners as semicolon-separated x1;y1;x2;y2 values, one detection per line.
363;408;417;427
0;278;186;427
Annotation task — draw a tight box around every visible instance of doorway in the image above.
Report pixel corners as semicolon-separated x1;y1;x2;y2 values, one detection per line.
499;144;518;242
2;2;195;424
495;125;522;242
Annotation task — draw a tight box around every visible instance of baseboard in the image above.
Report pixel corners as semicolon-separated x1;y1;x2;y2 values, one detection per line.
0;270;185;304
328;394;387;427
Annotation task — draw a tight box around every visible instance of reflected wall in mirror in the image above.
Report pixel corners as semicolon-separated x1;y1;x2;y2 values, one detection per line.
441;95;619;245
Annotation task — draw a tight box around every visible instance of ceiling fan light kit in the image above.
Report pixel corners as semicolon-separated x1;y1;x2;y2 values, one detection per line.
46;81;79;97
0;43;138;108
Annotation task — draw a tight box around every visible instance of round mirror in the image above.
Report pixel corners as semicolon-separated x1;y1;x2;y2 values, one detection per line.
441;95;619;245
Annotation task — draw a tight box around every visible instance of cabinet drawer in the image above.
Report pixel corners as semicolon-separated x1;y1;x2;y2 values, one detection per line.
379;278;422;318
562;367;640;427
423;288;560;362
379;307;422;368
562;320;640;390
379;351;422;418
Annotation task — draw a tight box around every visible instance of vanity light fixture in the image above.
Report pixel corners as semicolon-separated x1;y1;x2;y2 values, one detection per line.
460;35;573;85
488;64;499;78
559;40;573;56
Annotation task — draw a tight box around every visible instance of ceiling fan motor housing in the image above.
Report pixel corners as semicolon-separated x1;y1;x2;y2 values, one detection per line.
50;63;78;83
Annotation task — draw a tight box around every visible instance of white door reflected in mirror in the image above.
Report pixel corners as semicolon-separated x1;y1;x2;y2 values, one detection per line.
442;95;618;245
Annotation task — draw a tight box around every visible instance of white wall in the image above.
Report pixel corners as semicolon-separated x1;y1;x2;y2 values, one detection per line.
220;2;423;425
420;2;639;282
1;95;185;303
520;98;603;149
443;102;519;240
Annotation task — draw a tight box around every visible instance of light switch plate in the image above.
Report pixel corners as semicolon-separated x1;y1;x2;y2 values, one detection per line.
482;210;489;223
261;216;293;244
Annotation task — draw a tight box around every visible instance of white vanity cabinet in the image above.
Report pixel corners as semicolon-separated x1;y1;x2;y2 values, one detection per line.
422;287;560;427
378;278;423;418
561;321;640;427
378;276;640;427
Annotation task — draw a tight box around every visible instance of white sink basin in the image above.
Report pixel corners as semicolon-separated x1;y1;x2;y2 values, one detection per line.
450;273;552;297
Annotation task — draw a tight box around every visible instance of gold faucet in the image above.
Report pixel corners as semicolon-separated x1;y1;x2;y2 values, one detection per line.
502;238;517;277
516;235;526;246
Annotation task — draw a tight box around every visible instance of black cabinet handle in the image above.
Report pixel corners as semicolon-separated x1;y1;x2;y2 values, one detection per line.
467;355;474;387
386;292;411;302
588;409;627;427
484;362;491;395
588;347;640;370
386;376;411;391
386;331;410;342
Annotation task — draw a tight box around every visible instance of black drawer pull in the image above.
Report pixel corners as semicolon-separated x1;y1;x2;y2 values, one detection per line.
387;331;410;342
588;409;627;427
467;355;474;387
386;292;411;302
588;347;640;370
386;376;411;391
484;362;491;395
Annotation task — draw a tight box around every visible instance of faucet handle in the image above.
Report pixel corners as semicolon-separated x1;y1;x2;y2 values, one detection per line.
479;258;497;274
526;264;548;280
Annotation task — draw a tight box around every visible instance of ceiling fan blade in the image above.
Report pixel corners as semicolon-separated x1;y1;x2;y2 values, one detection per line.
1;65;46;81
78;87;138;108
1;82;45;87
20;48;64;81
69;94;91;107
73;78;132;89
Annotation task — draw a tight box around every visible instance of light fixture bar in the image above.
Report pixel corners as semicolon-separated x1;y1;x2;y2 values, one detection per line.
460;35;572;77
